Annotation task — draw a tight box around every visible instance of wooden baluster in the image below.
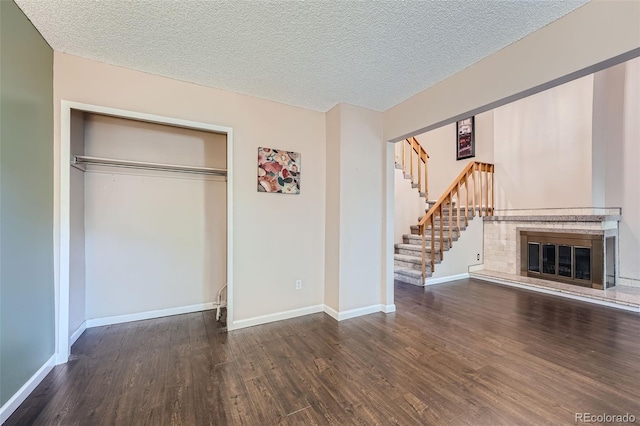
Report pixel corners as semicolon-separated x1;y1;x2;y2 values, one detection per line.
479;164;484;217
439;204;444;263
457;183;461;233
449;194;453;245
421;225;426;281
480;164;485;217
418;151;422;194
477;164;481;216
484;164;488;217
410;139;414;184
471;167;476;217
402;139;406;171
488;165;492;215
430;216;435;272
486;165;490;215
465;173;469;226
424;155;428;199
491;165;495;215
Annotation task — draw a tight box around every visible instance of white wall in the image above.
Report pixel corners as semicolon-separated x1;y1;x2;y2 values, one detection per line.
54;53;326;326
394;168;425;244
69;110;86;335
427;217;483;280
595;58;640;285
82;114;227;319
492;75;594;209
619;58;640;284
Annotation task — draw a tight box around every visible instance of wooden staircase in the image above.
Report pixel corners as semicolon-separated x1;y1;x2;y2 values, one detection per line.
395;202;476;285
394;138;494;285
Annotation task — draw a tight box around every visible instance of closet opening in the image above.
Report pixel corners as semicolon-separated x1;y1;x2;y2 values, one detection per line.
58;102;234;364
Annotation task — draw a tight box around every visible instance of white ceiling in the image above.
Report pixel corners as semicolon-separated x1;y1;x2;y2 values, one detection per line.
16;0;588;112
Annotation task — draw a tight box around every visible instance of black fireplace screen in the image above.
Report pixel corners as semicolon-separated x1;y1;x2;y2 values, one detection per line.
521;231;603;289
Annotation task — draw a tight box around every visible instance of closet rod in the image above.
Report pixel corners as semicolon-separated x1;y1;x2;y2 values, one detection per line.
73;155;227;176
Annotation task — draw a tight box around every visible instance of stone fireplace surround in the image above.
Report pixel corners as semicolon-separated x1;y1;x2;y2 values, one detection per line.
481;208;620;277
470;208;640;312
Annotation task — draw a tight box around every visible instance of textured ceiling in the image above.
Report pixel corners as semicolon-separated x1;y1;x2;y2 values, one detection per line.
16;0;588;112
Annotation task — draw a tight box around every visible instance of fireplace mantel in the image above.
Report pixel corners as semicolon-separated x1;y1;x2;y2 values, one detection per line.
484;214;622;223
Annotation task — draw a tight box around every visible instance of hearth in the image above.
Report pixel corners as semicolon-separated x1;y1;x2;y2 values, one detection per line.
520;230;613;290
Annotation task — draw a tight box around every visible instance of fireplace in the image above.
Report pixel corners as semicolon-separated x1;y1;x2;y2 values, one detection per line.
520;231;612;290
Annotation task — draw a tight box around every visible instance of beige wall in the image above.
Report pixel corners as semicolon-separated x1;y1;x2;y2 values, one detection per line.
324;104;341;311
82;114;227;319
325;103;385;313
595;58;640;284
383;1;640;143
619;58;640;284
339;104;384;311
53;53;326;325
411;76;594;211
492;75;594;209
414;111;494;199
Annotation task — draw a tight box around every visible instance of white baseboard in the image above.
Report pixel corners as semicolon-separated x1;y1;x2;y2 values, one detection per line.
471;274;640;313
231;304;324;330
85;302;215;328
0;354;55;424
382;304;396;313
323;305;340;320
69;321;87;347
324;304;385;321
425;273;469;286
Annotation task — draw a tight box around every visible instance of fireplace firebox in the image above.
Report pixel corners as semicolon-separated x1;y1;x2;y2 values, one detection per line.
520;231;611;290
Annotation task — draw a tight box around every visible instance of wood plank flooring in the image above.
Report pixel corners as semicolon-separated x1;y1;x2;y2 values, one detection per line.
7;279;640;425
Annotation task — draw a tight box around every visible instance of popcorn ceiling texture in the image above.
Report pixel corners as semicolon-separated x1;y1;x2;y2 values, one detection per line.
16;0;587;112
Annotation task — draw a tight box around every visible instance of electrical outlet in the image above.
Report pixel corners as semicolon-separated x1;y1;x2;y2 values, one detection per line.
295;279;302;290
477;253;480;261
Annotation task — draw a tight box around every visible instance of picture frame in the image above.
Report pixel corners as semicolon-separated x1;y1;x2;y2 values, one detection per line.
456;116;475;160
257;147;301;194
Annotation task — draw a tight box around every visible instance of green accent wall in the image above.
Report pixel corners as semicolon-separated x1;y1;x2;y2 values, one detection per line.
0;0;55;406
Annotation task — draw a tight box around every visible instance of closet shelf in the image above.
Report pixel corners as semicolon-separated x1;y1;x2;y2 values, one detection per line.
73;155;227;176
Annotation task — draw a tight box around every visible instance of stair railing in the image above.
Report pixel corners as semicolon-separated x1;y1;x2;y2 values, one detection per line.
396;137;429;199
417;161;495;280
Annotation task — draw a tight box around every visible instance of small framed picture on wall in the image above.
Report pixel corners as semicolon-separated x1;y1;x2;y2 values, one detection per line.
456;117;475;160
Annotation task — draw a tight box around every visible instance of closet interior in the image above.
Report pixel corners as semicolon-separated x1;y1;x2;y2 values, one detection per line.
68;109;228;344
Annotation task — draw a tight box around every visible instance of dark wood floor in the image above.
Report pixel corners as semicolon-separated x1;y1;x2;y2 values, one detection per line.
7;279;640;425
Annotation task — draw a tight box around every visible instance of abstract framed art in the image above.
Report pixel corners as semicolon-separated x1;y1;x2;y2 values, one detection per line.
257;147;301;194
456;117;475;160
